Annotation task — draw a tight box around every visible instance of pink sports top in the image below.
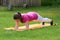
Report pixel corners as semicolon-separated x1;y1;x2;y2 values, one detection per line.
21;12;38;23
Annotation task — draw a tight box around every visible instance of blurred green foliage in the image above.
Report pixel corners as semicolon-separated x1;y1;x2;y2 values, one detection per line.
41;0;60;6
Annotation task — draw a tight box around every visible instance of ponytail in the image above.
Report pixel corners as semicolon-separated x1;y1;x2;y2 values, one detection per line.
17;12;23;23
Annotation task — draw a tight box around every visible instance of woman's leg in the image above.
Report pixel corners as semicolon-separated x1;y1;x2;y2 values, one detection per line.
43;18;53;25
37;14;53;25
43;18;52;22
37;14;45;25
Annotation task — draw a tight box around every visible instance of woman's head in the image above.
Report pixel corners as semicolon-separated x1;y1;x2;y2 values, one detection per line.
13;12;23;23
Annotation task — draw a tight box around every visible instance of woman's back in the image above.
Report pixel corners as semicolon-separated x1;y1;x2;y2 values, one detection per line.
21;12;38;23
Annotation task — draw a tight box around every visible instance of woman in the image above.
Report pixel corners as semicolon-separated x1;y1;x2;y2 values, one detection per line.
13;12;53;30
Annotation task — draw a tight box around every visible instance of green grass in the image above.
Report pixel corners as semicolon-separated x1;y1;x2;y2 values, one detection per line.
0;6;60;40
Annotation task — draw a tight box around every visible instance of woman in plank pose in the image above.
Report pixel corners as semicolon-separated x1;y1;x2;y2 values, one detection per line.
13;12;53;30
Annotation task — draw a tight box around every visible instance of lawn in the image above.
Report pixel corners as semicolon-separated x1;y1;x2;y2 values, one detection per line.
0;6;60;40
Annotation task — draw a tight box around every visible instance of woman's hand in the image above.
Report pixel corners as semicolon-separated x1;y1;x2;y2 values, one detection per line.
14;26;18;30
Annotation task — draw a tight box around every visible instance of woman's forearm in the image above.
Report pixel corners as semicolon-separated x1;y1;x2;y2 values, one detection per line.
25;21;29;30
14;20;19;30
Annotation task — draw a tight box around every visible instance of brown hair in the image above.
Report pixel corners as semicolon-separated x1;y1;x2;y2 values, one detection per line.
13;12;23;23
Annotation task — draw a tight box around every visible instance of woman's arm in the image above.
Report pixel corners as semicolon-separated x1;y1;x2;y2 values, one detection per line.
14;20;19;30
24;21;29;30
